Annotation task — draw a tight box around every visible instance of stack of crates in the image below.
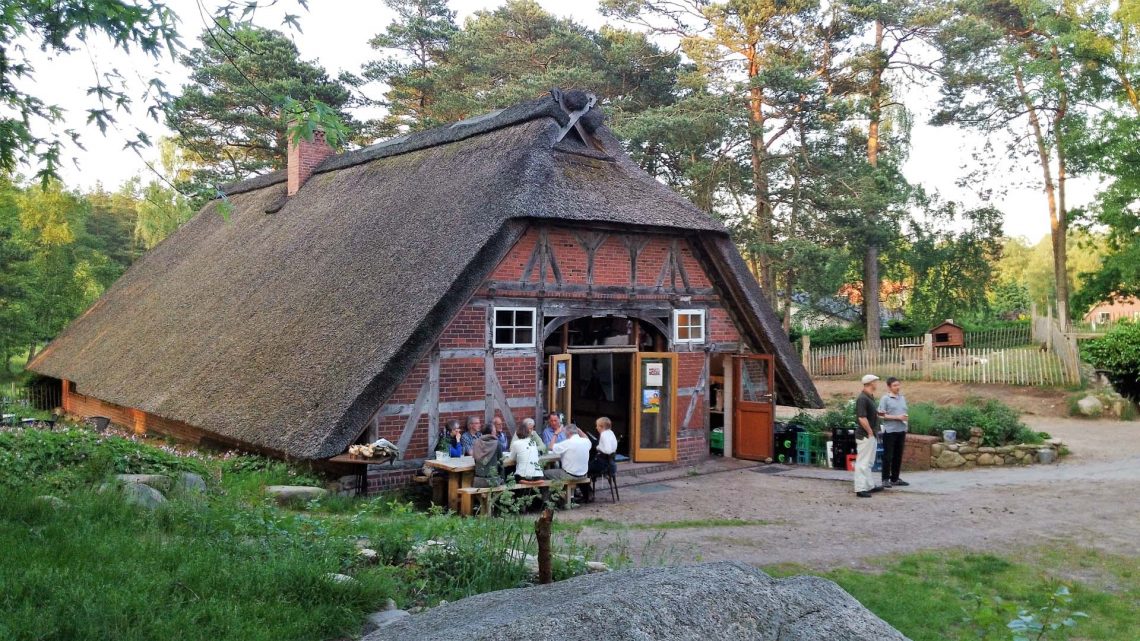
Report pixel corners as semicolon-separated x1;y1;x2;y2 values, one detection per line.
831;427;858;469
795;431;826;465
773;422;800;464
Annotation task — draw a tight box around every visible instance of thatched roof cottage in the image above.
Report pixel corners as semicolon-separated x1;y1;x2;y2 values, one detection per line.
30;90;821;489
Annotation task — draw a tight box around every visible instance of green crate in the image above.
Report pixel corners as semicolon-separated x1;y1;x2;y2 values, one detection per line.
710;428;724;453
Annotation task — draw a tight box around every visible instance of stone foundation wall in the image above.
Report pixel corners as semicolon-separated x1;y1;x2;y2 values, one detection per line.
929;427;1063;469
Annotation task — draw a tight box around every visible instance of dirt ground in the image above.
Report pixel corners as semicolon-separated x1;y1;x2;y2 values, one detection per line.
811;378;1075;417
563;413;1140;570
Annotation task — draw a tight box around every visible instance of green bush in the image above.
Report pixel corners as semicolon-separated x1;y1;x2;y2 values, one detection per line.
0;427;210;490
905;399;1040;446
1083;320;1140;402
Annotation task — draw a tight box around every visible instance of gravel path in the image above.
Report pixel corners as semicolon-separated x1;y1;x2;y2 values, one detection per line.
563;417;1140;569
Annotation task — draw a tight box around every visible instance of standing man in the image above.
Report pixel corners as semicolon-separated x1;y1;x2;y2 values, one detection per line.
853;374;881;498
461;415;482;455
878;377;910;488
542;412;566;449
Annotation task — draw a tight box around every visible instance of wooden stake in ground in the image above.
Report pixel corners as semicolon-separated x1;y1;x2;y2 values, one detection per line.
535;508;553;584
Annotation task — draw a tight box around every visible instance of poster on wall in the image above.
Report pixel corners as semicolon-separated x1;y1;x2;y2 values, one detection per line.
645;361;664;387
641;389;661;414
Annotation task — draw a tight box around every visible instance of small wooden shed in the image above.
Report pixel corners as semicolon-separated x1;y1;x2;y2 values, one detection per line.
929;320;965;349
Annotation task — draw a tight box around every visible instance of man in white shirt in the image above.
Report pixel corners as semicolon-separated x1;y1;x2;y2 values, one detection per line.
546;425;590;478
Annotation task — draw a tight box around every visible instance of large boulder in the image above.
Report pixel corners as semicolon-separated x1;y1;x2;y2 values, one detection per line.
116;474;172;491
120;482;167;509
1076;395;1104;417
265;485;327;505
368;561;909;641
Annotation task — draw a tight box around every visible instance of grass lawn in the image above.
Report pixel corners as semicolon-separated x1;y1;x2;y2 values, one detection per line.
770;547;1140;641
0;426;589;641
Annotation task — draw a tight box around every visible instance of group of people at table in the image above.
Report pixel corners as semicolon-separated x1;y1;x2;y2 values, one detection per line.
434;412;618;502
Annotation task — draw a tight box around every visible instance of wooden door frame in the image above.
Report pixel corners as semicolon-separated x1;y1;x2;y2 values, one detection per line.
631;352;679;463
731;354;775;460
548;353;572;423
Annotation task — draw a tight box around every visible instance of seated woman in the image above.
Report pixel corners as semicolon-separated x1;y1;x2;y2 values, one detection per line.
471;425;504;488
505;421;545;483
436;420;464;458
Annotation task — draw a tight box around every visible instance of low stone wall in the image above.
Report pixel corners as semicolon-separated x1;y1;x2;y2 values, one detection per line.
929;427;1062;469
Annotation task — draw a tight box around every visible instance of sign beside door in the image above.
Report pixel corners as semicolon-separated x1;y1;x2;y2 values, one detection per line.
632;352;678;463
733;354;775;461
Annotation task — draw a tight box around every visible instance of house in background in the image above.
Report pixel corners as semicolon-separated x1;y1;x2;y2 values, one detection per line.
29;89;822;491
1083;297;1140;327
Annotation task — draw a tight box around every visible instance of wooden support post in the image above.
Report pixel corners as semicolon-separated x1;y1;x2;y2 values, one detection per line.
560;322;569;353
535;509;553;585
631;318;641;351
922;333;933;381
800;335;811;375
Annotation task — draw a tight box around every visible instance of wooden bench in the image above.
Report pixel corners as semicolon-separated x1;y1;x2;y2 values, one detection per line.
456;477;591;517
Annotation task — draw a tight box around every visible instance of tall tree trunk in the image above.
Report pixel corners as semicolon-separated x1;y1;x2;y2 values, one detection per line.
1014;65;1068;324
1051;45;1071;323
747;44;776;302
782;129;804;333
863;19;885;347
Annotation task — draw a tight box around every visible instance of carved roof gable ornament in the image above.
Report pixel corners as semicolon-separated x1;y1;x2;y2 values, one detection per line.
551;88;602;149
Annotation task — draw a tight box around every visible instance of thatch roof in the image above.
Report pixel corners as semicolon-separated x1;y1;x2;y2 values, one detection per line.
30;92;821;459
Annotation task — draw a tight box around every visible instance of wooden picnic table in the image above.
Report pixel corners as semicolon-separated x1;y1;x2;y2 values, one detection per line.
326;453;396;494
424;452;560;512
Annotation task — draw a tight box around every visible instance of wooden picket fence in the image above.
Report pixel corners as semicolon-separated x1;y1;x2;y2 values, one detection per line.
803;323;1079;386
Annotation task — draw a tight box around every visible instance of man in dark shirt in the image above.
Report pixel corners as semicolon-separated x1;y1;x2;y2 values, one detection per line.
853;375;881;498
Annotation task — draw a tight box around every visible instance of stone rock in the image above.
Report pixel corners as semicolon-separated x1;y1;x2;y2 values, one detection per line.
408;540;451;562
946;443;960;452
367;562;908;641
996;446;1013;454
354;537;372;550
116;474;171;491
121;482;167;509
358;548;380;564
176;472;207;494
958;446;977;455
992;456;1004;466
326;573;356;585
265;485;327;505
1077;395;1104;417
935;450;967;469
1037;448;1057;465
963;454;977;461
585;561;610;573
35;495;68;509
931;443;944;457
363;609;411;634
977;453;995;466
978;447;996;454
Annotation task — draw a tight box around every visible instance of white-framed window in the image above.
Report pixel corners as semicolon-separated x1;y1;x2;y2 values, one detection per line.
1097;312;1111;323
672;309;706;344
493;307;537;348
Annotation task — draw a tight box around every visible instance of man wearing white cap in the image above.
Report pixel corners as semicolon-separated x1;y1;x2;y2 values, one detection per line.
853;374;882;498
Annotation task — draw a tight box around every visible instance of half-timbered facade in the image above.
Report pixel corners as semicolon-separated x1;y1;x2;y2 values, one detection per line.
31;89;821;490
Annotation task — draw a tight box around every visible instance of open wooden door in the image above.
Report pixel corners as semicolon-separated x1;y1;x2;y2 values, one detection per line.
548;354;572;423
733;354;775;461
631;352;678;462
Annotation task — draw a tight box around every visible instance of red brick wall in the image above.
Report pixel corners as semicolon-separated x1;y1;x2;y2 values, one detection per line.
287;130;333;196
62;380;252;452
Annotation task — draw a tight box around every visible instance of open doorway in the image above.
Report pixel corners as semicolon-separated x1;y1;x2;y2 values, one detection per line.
571;352;632;456
542;315;669;461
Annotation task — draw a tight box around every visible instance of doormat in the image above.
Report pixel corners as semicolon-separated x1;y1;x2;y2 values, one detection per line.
750;465;792;475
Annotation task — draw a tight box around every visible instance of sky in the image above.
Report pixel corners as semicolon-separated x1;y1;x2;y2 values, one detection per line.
28;0;1089;242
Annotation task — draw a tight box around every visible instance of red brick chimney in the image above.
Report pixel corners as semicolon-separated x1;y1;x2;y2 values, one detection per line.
287;128;333;196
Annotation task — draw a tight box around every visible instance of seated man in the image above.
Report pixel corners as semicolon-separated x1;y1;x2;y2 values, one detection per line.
546;424;593;501
588;416;618;479
541;411;567;449
505;421;545;482
471;424;504;488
